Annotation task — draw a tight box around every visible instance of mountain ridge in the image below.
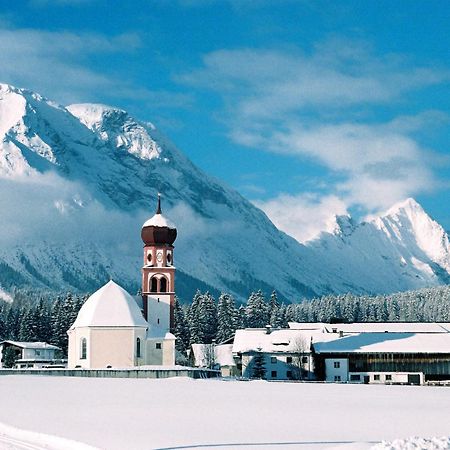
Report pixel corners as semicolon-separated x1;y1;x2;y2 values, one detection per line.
0;83;449;302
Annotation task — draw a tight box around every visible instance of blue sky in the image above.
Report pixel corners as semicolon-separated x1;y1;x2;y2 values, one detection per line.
1;0;449;241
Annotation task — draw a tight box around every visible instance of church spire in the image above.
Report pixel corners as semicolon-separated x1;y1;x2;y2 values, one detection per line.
156;193;162;214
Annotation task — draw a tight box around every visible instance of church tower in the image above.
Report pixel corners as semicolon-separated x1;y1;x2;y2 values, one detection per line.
141;194;177;334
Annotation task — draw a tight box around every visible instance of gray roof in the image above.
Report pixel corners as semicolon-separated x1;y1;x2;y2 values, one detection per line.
0;340;61;350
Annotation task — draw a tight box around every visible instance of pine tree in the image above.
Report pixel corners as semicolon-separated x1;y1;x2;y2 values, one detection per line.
236;305;246;329
251;350;266;379
2;347;19;368
173;296;190;354
19;308;38;341
188;290;203;345
268;291;280;324
0;305;5;340
197;292;217;344
216;293;237;343
271;303;287;328
35;298;52;342
245;290;269;328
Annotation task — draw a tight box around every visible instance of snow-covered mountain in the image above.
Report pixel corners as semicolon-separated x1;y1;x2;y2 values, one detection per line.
309;198;450;294
0;83;449;302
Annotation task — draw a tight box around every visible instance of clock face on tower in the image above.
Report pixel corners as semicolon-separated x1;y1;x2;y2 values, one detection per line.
156;251;163;262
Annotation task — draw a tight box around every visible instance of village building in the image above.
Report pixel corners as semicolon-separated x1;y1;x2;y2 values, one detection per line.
232;326;315;380
289;322;450;385
67;195;177;369
189;343;237;377
0;341;62;369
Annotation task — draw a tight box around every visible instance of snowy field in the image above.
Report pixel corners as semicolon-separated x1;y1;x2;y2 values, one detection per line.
0;376;449;450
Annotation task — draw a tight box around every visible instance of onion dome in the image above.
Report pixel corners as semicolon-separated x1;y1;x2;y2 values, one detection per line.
141;194;177;245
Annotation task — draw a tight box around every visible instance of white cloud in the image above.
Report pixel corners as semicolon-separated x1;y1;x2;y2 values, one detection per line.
254;193;348;243
0;26;190;109
0;173;141;248
179;40;449;235
180;42;449;118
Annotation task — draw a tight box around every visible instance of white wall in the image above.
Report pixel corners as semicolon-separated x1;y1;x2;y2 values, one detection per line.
68;327;147;369
325;358;348;382
348;372;424;385
240;352;312;380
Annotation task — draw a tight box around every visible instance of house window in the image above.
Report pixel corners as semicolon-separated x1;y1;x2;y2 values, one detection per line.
286;356;292;364
350;374;360;381
386;374;392;381
80;338;87;360
136;338;141;358
334;361;340;368
334;375;341;381
156;343;162;349
35;350;41;356
271;371;277;378
374;374;380;381
271;357;277;364
302;356;308;364
287;370;292;378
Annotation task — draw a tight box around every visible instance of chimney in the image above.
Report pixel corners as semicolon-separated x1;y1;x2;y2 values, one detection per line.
339;331;344;338
265;325;272;334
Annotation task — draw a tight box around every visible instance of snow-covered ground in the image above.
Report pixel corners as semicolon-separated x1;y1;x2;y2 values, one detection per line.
0;376;449;450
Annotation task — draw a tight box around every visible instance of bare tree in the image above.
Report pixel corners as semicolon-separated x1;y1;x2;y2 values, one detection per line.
201;343;216;369
290;335;310;380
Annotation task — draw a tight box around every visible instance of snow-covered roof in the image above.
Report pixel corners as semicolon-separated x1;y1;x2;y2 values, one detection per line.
0;341;60;350
289;322;450;334
324;323;450;334
314;332;450;354
70;280;148;329
288;322;327;331
232;329;313;354
142;212;175;229
191;343;235;367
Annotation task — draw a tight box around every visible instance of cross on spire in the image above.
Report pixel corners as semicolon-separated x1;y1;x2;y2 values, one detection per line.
156;193;162;214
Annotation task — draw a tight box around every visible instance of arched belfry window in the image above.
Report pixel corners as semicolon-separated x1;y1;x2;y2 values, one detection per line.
150;276;158;293
160;277;168;293
80;338;87;360
136;337;141;358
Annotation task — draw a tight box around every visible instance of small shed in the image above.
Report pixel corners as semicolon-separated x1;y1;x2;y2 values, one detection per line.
190;343;237;376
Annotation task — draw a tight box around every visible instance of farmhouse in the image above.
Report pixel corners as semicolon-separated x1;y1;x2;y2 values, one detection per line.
288;322;450;384
232;326;315;380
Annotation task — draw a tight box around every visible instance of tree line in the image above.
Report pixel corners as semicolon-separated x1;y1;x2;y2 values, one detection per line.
173;285;450;355
1;284;450;358
0;290;87;355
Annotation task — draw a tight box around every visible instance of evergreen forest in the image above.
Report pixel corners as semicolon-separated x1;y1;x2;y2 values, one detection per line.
1;285;450;358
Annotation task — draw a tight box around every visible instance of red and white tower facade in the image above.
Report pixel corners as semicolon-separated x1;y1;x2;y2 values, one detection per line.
141;194;177;334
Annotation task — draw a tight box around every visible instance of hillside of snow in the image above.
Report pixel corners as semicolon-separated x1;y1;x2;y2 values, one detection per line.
0;83;449;301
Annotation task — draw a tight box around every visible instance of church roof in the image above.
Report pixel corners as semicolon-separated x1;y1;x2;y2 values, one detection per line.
70;280;148;329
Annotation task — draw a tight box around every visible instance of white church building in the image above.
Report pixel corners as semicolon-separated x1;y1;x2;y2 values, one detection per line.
67;195;177;369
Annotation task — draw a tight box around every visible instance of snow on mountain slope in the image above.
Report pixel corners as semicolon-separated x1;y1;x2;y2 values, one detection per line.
0;83;328;300
308;198;450;294
0;83;449;301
